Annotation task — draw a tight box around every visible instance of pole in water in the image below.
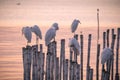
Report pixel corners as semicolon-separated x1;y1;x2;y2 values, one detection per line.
97;8;100;44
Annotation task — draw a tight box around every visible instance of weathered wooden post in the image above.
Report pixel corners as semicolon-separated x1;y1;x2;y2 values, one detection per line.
69;47;73;80
80;34;83;80
22;46;32;80
76;64;80;80
89;68;93;80
86;34;92;80
96;44;100;80
106;29;110;47
64;59;68;80
60;39;65;80
38;44;45;80
45;43;52;80
74;34;78;63
115;28;120;80
111;29;116;80
32;45;38;80
101;32;106;80
56;57;59;80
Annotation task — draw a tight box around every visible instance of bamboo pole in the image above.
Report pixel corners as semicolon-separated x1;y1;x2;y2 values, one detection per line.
115;28;120;80
80;34;83;80
60;39;65;80
101;32;106;80
22;46;32;80
56;57;59;80
74;34;78;62
69;47;73;80
86;34;92;80
111;29;116;80
32;45;38;80
89;68;93;80
76;64;80;80
64;59;68;80
96;44;100;80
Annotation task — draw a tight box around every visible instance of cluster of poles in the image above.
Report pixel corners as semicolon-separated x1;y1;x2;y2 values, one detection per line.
22;28;120;80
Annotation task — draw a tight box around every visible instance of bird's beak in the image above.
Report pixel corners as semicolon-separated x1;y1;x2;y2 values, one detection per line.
79;21;81;24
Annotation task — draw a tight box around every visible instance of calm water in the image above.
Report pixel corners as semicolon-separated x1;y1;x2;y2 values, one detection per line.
0;26;119;80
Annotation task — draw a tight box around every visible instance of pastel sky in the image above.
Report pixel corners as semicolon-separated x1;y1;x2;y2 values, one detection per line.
0;0;120;27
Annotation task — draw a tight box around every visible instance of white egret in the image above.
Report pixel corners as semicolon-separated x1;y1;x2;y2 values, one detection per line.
101;48;113;64
71;19;81;34
45;23;59;46
69;38;81;55
22;26;32;45
31;25;42;45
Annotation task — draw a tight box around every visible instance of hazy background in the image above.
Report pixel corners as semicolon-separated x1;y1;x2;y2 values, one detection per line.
0;0;120;27
0;0;120;80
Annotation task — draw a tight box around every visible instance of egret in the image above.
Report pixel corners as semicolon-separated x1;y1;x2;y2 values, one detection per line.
22;26;32;45
45;23;59;46
69;38;81;55
31;25;42;45
101;48;113;64
71;19;81;34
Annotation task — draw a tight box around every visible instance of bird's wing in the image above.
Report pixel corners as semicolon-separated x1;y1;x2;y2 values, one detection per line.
73;38;80;55
71;20;78;33
45;28;56;46
32;25;42;39
24;27;32;43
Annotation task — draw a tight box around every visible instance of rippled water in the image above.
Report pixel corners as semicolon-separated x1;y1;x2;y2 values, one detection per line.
0;26;119;80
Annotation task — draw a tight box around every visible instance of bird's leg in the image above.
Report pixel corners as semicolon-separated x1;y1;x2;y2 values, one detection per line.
54;37;55;42
36;36;39;45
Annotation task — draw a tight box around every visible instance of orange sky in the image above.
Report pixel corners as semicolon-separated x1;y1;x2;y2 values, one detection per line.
0;0;120;27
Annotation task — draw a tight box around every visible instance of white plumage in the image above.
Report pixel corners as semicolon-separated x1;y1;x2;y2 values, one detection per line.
71;19;81;33
31;25;42;39
45;23;59;46
101;48;113;64
22;26;32;44
31;25;42;45
69;38;81;55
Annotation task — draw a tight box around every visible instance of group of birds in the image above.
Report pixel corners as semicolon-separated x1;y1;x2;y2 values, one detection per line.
22;19;81;55
22;19;113;65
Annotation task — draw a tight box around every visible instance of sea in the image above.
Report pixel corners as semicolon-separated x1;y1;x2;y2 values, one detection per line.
0;26;119;80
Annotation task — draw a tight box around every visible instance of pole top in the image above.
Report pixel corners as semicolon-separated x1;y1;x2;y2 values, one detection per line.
97;9;99;12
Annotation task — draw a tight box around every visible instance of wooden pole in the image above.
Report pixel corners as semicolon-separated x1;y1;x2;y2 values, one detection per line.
69;47;73;80
56;57;59;80
32;45;38;80
111;29;116;80
101;32;106;80
64;59;68;80
76;64;80;80
22;46;32;80
96;44;100;80
74;34;78;63
60;39;65;80
115;28;120;80
86;34;92;80
89;68;93;80
106;29;110;47
80;34;83;80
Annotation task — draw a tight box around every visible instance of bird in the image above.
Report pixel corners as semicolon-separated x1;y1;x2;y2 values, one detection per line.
101;48;113;64
71;19;81;34
68;38;81;55
22;26;32;45
31;25;42;45
45;23;59;46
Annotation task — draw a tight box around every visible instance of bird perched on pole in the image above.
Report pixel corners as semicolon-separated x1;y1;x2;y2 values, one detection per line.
31;25;42;45
69;38;81;55
45;23;59;46
101;48;113;64
22;26;32;45
71;19;81;34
